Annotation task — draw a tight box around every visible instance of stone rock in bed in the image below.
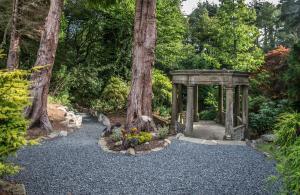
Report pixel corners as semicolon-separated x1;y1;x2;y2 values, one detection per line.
261;134;276;142
98;113;111;135
59;131;68;137
127;148;135;155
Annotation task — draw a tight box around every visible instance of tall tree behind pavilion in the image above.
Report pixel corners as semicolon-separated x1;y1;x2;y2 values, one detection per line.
7;0;20;70
126;0;157;130
25;0;63;131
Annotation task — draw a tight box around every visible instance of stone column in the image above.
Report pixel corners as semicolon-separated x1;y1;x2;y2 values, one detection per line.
225;86;234;140
218;85;224;124
234;85;240;126
193;85;199;122
177;84;183;114
171;83;178;134
242;85;249;139
185;85;194;135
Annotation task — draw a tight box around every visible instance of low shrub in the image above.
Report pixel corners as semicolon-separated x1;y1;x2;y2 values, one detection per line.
91;77;129;113
48;92;72;107
68;66;104;107
275;112;300;151
158;126;169;139
249;98;290;135
0;69;30;177
122;128;153;148
199;110;217;120
110;128;122;142
274;112;300;194
127;132;153;145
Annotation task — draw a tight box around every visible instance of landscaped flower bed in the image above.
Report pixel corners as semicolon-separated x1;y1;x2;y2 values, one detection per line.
101;125;171;154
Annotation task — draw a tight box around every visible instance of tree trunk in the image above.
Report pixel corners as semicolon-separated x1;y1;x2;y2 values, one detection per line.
25;0;63;132
126;0;157;130
7;0;20;70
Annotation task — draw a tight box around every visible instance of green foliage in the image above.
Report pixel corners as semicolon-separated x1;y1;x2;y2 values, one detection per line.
279;0;300;47
275;113;300;149
199;110;217;120
249;98;290;134
187;0;264;72
204;91;218;110
156;0;189;71
284;41;300;110
154;106;171;118
68;66;103;106
91;77;129;113
274;112;300;194
152;69;172;110
158;126;169;139
123;128;153;148
110;128;122;142
252;1;279;51
0;69;30;177
249;95;269;112
49;0;187;109
198;87;218;120
48;93;72;107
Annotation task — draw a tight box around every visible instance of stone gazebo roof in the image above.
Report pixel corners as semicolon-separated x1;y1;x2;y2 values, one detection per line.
170;69;249;86
170;69;250;141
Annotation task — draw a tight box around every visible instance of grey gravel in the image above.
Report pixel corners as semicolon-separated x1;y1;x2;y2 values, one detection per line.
7;117;280;195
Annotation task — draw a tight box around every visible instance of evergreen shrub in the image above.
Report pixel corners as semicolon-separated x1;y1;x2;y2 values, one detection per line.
0;69;30;177
274;112;300;194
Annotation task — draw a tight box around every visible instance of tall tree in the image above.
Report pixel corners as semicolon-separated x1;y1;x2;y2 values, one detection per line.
126;0;157;130
279;0;300;46
25;0;63;131
252;0;279;51
7;0;20;70
214;0;264;71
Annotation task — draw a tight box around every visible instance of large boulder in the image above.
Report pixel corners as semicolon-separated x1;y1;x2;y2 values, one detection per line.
98;113;111;136
64;111;82;128
261;134;276;142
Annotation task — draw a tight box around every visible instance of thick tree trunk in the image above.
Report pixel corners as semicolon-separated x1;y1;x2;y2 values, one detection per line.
25;0;63;131
126;0;157;130
7;0;20;70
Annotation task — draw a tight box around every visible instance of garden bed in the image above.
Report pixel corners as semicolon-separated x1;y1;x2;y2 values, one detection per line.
104;137;166;152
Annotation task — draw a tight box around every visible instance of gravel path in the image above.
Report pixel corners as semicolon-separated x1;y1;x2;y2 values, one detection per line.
7;117;280;195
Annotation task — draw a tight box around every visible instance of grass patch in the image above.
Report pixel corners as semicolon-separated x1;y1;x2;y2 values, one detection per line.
256;143;277;158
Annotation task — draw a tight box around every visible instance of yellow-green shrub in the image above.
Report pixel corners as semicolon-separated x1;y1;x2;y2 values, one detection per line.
127;132;153;145
0;69;30;177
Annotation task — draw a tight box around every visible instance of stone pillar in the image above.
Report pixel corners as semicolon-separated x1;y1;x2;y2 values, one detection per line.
193;85;199;122
185;85;194;135
234;85;240;126
242;85;249;139
218;85;224;124
225;86;234;140
171;83;178;134
178;84;183;114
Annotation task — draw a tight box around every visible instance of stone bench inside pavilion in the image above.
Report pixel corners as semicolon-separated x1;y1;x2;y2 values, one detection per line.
170;69;249;141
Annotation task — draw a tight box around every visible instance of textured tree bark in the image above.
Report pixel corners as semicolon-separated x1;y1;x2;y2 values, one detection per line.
126;0;157;130
7;0;20;70
25;0;63;131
